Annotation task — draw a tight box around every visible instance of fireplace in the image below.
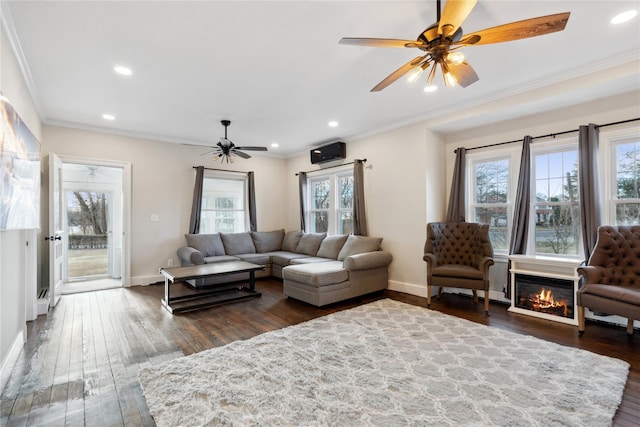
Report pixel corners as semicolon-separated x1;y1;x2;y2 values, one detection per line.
509;255;580;325
514;274;574;319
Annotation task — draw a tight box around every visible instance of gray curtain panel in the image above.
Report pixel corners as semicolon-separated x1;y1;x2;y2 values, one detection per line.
506;136;532;298
298;172;307;231
188;166;205;234
353;159;368;236
578;123;601;262
446;147;466;222
248;171;257;232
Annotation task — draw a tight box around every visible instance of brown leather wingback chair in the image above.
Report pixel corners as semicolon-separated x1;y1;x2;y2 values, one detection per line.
576;225;640;336
423;222;494;314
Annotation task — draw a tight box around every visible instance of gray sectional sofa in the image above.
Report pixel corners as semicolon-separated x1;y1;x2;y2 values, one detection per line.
176;229;392;306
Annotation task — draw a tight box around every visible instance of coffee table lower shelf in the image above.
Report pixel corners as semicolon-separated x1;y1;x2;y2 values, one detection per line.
159;261;264;314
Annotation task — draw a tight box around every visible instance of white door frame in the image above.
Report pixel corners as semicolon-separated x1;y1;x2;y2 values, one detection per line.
53;154;132;287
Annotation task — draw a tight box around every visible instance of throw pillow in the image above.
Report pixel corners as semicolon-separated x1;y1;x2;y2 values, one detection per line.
337;235;383;261
282;231;303;252
251;229;285;252
220;232;256;255
316;234;349;259
295;233;327;256
185;233;225;257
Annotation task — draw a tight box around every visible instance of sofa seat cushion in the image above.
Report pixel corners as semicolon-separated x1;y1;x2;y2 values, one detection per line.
236;253;271;265
203;255;241;264
290;257;335;264
432;264;484;280
270;252;309;266
282;261;348;287
580;284;640;305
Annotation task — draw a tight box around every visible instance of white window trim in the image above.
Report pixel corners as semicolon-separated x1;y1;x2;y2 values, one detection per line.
466;146;520;255
600;124;640;225
201;170;249;233
306;165;353;234
527;137;582;259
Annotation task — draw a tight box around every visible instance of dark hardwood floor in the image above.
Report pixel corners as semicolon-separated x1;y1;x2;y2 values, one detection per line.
1;279;638;426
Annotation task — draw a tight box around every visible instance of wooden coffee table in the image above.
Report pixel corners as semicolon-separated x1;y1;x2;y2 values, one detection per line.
159;261;265;314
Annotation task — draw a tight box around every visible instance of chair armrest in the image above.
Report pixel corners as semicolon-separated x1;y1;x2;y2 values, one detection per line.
177;246;204;266
576;265;603;285
478;256;495;276
423;253;437;270
343;251;393;271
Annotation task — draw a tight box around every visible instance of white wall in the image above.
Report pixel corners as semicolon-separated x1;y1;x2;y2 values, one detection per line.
285;121;447;297
1;17;43;392
41;125;288;285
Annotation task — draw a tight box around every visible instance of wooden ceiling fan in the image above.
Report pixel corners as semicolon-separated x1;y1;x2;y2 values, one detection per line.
339;0;570;91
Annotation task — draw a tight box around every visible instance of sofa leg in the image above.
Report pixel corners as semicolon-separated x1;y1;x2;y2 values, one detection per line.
427;285;432;308
627;318;634;335
578;305;585;337
472;289;478;303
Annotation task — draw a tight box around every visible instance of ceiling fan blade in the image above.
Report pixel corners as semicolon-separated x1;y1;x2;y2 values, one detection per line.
447;61;479;88
438;0;478;37
200;149;218;156
339;37;426;49
459;12;570;46
235;146;268;151
371;55;428;92
233;150;252;159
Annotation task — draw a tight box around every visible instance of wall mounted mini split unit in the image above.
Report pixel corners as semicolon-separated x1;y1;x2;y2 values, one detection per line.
310;142;346;164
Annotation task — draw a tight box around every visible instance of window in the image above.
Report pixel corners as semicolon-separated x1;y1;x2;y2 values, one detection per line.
470;157;510;251
611;139;640;225
531;142;581;257
307;169;353;234
199;173;247;233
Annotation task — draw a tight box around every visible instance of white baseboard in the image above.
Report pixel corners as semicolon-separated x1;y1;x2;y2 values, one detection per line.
0;331;24;394
128;275;163;287
387;281;428;298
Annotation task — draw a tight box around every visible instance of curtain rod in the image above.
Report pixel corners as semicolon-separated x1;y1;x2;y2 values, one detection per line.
294;159;366;176
192;166;251;174
455;117;640;153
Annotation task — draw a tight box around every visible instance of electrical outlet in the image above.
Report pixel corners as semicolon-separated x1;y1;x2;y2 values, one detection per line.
167;258;174;267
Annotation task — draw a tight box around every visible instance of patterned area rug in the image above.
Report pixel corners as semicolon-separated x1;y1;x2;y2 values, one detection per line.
139;299;629;426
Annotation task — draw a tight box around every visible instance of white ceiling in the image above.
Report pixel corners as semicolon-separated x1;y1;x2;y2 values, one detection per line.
3;1;639;158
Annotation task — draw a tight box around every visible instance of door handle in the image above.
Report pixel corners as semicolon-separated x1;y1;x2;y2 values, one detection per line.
45;236;62;241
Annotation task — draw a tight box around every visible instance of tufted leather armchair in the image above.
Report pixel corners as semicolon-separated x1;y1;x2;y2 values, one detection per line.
423;222;494;314
577;225;640;336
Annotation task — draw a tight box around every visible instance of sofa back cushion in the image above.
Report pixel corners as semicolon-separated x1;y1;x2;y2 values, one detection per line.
185;233;225;256
337;235;383;261
295;233;327;256
220;232;256;255
251;229;285;253
282;231;303;252
316;234;348;259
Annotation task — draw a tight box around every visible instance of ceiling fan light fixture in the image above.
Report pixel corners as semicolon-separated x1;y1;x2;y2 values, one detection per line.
406;67;424;83
447;51;465;65
424;84;438;93
443;71;457;87
611;10;637;24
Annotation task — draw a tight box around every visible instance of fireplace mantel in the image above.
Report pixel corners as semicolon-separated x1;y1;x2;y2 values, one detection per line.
509;255;582;325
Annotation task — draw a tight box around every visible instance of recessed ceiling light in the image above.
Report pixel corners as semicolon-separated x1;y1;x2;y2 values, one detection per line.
328;121;339;127
113;65;133;76
424;85;438;93
611;10;637;24
102;114;115;121
271;143;279;148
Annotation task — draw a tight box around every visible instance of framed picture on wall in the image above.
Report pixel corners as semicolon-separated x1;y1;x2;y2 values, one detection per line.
0;92;41;230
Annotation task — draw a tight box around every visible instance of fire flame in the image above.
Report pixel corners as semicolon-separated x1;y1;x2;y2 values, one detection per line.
530;288;569;316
